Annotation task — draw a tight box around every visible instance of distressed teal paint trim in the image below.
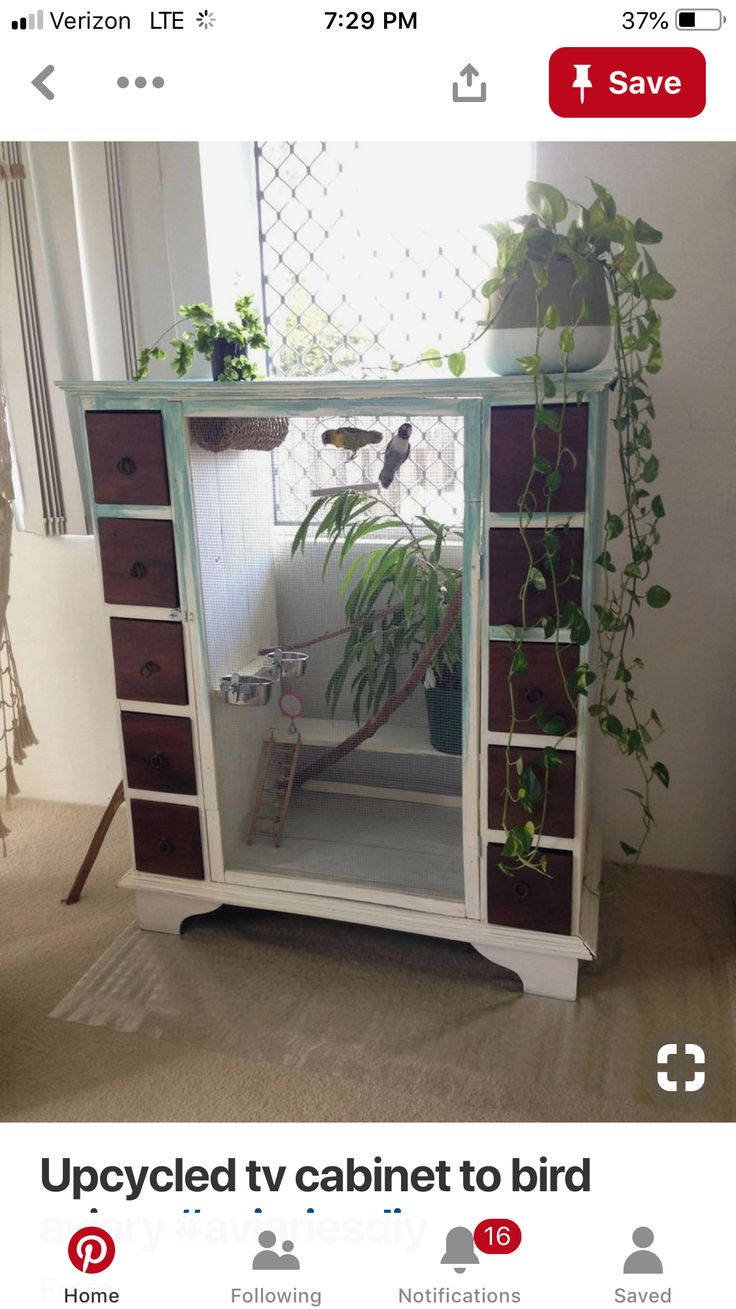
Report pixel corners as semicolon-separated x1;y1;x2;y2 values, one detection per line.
461;399;483;775
160;401;197;621
72;394;96;532
94;504;172;518
58;374;615;405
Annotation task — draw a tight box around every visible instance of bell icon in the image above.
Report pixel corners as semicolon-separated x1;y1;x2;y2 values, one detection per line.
441;1226;479;1274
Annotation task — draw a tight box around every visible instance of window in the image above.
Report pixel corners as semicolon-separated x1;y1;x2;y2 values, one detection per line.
254;141;531;524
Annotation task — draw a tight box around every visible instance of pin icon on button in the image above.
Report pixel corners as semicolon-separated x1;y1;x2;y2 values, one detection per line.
31;63;54;98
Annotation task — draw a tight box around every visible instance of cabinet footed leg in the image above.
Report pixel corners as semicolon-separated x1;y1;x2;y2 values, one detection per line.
135;887;223;935
473;942;579;1001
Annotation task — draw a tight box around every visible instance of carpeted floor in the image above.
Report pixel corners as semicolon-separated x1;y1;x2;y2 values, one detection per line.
1;798;734;1122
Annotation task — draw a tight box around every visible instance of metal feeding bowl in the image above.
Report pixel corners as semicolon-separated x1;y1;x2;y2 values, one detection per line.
219;674;273;707
279;651;309;679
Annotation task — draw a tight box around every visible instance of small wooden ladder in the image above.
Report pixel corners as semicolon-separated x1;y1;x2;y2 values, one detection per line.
246;732;301;848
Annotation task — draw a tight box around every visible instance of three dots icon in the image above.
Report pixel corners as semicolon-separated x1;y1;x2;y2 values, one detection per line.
117;75;165;89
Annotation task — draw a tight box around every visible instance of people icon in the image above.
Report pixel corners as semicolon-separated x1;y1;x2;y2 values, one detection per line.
623;1227;663;1274
252;1231;301;1272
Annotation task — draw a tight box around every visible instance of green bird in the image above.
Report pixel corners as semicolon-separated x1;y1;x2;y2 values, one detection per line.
321;426;383;461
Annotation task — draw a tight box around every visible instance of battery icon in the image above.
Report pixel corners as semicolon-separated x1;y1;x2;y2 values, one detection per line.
676;8;724;27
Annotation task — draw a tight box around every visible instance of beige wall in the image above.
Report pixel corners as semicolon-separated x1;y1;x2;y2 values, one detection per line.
538;141;736;875
9;141;736;874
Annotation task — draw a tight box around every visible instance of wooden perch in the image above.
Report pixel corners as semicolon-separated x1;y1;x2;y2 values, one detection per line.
310;482;379;497
294;586;463;787
258;603;404;655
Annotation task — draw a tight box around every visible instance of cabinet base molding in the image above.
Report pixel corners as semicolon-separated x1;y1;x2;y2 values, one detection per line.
134;886;224;935
472;941;580;1001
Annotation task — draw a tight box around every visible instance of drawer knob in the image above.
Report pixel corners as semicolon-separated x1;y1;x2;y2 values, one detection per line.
116;456;137;475
158;837;173;854
129;561;148;579
513;880;531;899
523;687;543;707
139;660;159;679
149;752;167;771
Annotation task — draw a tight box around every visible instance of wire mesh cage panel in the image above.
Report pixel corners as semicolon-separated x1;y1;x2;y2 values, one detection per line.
189;409;468;909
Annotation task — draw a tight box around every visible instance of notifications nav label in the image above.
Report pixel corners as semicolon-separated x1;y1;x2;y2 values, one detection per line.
550;47;706;117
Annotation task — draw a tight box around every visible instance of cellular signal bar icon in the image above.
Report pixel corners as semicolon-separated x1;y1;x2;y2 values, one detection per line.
11;9;44;28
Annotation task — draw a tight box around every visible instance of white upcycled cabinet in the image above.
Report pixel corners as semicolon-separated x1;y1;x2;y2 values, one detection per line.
61;376;612;1000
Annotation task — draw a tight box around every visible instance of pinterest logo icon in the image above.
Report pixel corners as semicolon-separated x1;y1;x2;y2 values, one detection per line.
68;1227;116;1274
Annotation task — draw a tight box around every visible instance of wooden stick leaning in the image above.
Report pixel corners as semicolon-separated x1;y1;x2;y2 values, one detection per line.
294;586;462;787
258;602;405;656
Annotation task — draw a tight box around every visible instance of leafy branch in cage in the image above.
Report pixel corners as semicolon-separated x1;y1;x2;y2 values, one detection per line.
291;489;462;780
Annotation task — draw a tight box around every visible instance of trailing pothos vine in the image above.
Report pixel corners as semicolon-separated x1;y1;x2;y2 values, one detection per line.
421;179;675;877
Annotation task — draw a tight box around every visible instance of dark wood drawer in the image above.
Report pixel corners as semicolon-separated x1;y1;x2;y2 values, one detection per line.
489;528;584;628
130;798;204;879
490;404;588;513
487;745;576;838
487;846;572;935
488;642;579;734
86;411;170;505
99;519;179;608
121;711;197;795
110;618;188;704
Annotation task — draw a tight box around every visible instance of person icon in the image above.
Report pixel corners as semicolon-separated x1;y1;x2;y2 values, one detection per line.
623;1227;663;1274
280;1240;300;1270
252;1231;301;1271
252;1231;283;1270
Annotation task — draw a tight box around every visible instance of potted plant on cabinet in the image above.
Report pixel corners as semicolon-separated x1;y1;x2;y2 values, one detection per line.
134;295;289;452
420;178;675;876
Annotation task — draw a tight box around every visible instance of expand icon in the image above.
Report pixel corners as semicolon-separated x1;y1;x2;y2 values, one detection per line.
656;1042;706;1093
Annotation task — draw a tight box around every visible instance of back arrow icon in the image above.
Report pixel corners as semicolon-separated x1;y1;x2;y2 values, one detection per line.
32;65;55;100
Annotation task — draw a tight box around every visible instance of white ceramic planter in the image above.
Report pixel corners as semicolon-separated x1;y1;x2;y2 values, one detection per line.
485;255;611;376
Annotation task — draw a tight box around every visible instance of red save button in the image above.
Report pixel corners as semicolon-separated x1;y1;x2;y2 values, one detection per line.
550;47;706;117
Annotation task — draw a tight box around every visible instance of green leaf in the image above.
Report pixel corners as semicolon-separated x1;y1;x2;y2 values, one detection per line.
620;841;638;857
544;304;559;330
602;714;624;737
606;512;624;540
519;354;542;375
633;218;663;244
646;585;671;609
448;351;466;377
590;180;616;219
543;714;566;737
651;494;665;518
500;624;517;640
530;262;549;289
540;746;562;771
533;455;553;476
652;761;670;788
543;375;557;399
596;550;616;573
526;181;568;226
510;649;529;677
545;469;562;493
528;567;547;592
420;348;443;369
639;272;676;301
559;327;575;356
642;454;660;483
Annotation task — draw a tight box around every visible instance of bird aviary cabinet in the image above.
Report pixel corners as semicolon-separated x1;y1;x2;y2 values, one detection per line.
61;377;612;1000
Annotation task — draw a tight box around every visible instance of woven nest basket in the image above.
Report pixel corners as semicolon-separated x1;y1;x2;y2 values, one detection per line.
190;416;289;453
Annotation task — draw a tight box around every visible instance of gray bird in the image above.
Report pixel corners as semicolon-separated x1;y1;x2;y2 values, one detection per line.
378;422;413;488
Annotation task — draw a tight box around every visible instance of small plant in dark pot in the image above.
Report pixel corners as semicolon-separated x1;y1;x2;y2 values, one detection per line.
134;296;288;452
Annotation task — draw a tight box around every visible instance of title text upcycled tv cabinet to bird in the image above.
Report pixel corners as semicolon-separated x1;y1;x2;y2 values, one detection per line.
61;376;612;1001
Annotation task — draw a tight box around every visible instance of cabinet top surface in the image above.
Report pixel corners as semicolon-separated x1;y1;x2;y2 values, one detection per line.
59;373;614;406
